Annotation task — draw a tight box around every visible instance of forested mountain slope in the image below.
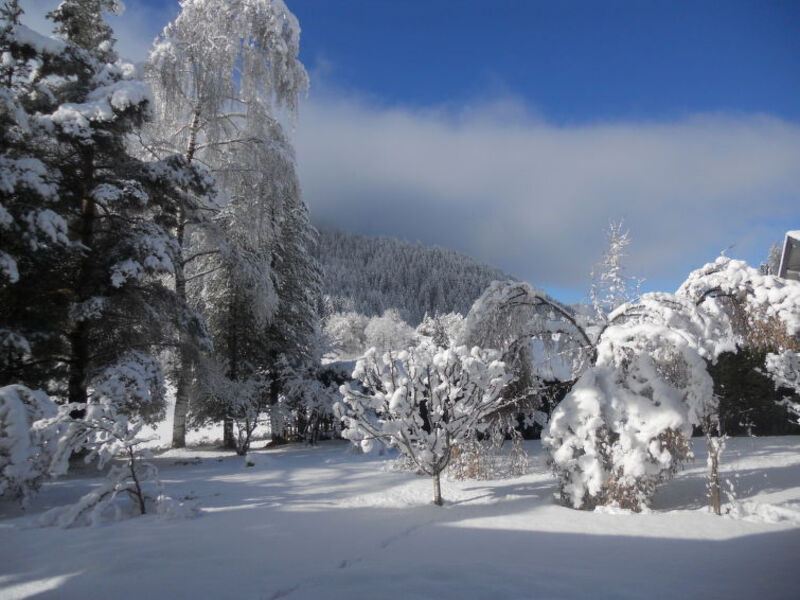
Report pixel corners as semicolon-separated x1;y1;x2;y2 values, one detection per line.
315;227;514;324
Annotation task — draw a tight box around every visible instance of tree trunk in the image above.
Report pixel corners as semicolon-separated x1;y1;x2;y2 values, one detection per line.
707;433;722;516
172;207;189;448
67;320;89;407
268;375;285;444
68;148;95;412
432;470;443;506
223;292;238;450
172;108;202;448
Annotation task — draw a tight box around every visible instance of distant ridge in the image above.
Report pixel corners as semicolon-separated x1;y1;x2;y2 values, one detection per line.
314;227;515;325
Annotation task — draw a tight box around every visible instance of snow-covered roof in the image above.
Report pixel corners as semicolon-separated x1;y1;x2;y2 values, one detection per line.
779;230;800;282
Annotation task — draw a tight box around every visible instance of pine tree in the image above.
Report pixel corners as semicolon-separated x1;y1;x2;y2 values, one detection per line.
2;1;212;413
0;1;72;393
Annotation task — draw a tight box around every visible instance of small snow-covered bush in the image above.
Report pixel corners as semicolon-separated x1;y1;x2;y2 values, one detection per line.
39;396;167;528
336;341;511;505
0;385;58;505
448;418;529;481
448;432;492;480
38;356;178;527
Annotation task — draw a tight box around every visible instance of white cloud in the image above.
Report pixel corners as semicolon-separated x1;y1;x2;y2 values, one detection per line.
295;92;800;296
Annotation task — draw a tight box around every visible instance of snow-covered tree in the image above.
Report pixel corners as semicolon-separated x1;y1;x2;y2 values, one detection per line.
364;309;417;354
324;311;370;358
336;342;511;505
543;292;729;511
0;384;58;505
146;0;314;448
589;221;641;321
0;4;72;394
462;280;593;433
416;312;465;349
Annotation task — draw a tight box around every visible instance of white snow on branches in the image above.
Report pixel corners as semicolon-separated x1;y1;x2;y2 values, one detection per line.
0;384;58;505
678;256;800;337
337;341;511;503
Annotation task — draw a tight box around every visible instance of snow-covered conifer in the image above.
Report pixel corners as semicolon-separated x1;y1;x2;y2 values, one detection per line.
0;384;58;505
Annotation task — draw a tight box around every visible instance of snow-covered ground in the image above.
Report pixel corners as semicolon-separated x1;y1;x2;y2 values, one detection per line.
1;437;799;600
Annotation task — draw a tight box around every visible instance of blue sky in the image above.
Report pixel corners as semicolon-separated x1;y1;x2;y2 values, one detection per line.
289;0;800;123
22;0;800;303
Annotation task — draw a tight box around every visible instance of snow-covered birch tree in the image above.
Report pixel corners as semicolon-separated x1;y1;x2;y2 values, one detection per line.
145;0;312;448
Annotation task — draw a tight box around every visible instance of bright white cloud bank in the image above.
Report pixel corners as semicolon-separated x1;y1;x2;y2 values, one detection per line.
296;95;800;295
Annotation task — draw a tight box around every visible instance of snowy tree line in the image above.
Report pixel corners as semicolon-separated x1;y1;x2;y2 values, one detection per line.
0;0;323;522
316;227;513;325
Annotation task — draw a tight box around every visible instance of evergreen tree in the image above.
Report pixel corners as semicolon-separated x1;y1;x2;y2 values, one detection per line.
2;1;212;413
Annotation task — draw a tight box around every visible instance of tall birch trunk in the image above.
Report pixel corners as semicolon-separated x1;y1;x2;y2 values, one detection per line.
171;108;201;448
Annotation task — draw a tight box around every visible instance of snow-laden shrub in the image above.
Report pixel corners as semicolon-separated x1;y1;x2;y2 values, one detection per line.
37;356;181;527
766;350;800;423
336;341;511;505
38;396;172;528
363;309;417;353
0;385;58;505
678;256;800;424
90;351;167;424
448;431;529;481
544;312;717;511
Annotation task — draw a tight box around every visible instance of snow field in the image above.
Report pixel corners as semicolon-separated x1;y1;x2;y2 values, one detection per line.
1;437;799;600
